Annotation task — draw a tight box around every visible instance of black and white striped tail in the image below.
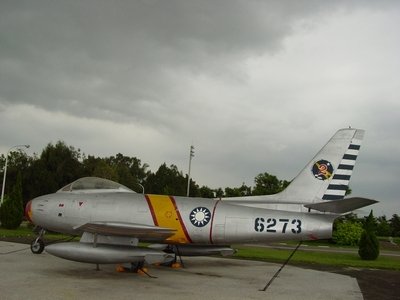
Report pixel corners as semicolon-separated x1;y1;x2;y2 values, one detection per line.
322;143;361;201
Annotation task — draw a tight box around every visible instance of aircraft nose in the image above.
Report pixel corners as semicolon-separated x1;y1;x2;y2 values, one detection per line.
25;200;33;223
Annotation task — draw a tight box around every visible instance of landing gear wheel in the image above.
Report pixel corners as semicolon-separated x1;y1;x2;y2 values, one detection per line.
30;238;45;254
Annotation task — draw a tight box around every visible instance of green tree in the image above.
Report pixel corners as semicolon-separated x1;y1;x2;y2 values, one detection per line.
214;188;224;198
0;172;24;229
224;187;242;197
238;183;252;196
389;214;400;237
186;176;200;197
41;141;83;183
28;141;84;197
198;186;215;198
342;212;359;222
224;183;251;197
92;160;118;181
358;210;380;260
376;216;391;237
0;150;32;207
82;155;105;177
146;163;187;196
106;154;150;192
252;172;289;195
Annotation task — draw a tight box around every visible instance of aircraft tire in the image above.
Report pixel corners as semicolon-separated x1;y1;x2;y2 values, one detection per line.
30;239;45;254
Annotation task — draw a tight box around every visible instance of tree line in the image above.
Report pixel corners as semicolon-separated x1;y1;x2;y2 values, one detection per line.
334;212;400;244
0;141;289;208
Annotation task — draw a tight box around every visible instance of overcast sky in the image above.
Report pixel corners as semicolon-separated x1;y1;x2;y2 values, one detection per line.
1;1;399;216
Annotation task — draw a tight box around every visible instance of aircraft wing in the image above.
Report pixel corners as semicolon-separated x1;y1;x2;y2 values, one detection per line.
304;197;378;214
75;221;176;240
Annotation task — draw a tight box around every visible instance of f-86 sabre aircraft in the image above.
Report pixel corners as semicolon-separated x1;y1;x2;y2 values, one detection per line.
25;128;377;269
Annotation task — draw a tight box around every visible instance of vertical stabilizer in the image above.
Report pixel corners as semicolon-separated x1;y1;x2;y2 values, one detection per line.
277;128;364;203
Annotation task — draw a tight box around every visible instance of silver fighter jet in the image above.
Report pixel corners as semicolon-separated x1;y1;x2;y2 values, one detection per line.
26;128;377;268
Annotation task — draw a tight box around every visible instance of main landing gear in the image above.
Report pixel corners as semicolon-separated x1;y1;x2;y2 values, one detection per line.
161;245;184;268
115;262;157;278
30;228;45;254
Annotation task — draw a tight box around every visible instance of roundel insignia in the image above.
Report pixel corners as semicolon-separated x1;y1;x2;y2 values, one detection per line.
189;207;211;227
312;159;334;180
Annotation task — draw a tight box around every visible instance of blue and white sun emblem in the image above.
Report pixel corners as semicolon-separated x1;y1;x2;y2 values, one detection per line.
189;207;211;227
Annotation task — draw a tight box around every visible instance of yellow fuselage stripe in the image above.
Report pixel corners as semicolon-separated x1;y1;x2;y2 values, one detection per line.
146;195;191;244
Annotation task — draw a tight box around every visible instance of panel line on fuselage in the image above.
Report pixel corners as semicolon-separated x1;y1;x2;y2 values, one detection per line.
209;199;222;244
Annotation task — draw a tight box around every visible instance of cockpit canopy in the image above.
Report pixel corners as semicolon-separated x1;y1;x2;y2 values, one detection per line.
57;177;135;193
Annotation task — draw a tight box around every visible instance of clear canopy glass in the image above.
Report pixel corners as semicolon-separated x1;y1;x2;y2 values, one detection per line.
57;177;134;193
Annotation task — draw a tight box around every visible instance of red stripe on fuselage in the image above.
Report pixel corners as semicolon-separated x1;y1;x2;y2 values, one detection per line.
169;196;192;243
145;195;158;226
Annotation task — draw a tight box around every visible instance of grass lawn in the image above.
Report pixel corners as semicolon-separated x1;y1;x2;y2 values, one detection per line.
233;244;400;270
0;223;76;241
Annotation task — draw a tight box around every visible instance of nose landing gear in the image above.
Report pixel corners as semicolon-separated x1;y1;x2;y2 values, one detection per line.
30;228;45;254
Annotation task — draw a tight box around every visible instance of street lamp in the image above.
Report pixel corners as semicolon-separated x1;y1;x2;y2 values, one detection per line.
186;145;194;197
1;144;30;206
137;182;145;194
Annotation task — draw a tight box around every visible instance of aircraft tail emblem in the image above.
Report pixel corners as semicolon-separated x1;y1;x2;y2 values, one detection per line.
312;160;334;180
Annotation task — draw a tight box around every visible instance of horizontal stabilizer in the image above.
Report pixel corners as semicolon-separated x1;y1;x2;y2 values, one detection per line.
75;221;176;239
304;197;378;214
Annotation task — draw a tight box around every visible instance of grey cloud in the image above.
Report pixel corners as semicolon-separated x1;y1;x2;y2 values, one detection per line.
2;0;386;125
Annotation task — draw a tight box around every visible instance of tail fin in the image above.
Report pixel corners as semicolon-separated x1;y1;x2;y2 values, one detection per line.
278;128;364;203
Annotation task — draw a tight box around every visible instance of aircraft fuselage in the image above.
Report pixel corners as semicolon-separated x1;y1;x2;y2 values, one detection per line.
27;192;334;245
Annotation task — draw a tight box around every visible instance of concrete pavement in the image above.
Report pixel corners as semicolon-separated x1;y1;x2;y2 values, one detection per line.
0;241;363;300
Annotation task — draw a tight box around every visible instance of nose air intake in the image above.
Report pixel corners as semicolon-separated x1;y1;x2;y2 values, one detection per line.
25;200;33;223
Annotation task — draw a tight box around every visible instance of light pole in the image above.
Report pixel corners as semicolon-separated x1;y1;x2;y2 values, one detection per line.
186;145;194;197
1;144;30;206
137;183;145;194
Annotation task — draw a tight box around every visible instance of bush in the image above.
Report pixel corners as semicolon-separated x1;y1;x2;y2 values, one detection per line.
333;221;363;246
0;173;24;229
0;196;23;229
358;211;379;260
358;230;379;260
